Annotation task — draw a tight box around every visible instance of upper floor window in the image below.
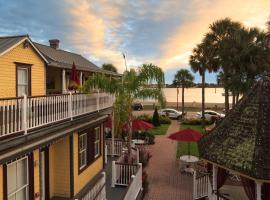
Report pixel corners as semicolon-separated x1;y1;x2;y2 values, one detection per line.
94;127;100;158
17;65;31;96
7;157;29;200
79;133;87;170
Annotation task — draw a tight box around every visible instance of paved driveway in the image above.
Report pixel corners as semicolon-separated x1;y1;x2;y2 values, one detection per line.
145;120;193;200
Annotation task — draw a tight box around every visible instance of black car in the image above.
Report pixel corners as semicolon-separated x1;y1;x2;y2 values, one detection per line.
132;102;143;110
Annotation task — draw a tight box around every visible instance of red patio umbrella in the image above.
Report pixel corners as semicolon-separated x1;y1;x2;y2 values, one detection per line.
68;62;80;90
123;119;154;131
168;128;202;155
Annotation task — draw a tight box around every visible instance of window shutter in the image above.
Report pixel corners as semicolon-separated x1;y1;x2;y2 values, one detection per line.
87;128;95;164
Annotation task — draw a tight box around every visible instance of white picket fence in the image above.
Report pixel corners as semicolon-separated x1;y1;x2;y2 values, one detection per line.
76;172;106;200
0;93;113;136
123;163;143;200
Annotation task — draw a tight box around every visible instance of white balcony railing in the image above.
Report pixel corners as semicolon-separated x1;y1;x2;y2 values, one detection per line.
123;163;142;200
0;93;113;137
111;161;140;187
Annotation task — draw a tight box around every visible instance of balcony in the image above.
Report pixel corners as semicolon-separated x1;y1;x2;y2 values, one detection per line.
0;93;113;137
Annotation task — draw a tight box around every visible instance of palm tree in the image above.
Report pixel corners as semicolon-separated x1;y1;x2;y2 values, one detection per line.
173;69;194;117
206;18;243;114
101;63;118;73
190;35;218;127
84;63;165;160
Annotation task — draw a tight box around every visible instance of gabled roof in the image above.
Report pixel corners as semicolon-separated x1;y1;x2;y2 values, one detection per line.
34;42;121;76
0;35;48;63
199;77;270;180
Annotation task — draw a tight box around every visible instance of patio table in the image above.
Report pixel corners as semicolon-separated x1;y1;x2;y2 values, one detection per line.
132;139;145;145
179;155;199;163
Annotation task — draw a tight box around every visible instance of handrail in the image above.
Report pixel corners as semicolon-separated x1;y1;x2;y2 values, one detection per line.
0;96;23;101
0;93;113;137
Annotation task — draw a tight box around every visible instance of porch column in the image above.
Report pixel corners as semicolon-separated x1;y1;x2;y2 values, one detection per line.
111;112;115;157
80;71;83;86
256;181;262;200
62;69;66;93
212;165;218;200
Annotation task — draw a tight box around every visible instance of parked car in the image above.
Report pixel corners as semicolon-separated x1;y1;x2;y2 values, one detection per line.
132;102;143;110
197;110;225;121
158;108;183;119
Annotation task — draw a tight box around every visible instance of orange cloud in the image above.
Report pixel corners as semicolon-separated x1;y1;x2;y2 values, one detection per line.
158;0;270;70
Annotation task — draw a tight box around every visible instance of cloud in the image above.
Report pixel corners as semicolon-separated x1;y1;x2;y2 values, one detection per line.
158;0;270;71
0;0;269;82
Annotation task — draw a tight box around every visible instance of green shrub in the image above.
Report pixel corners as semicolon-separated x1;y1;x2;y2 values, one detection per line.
182;118;212;125
159;116;171;124
152;107;160;127
137;114;152;123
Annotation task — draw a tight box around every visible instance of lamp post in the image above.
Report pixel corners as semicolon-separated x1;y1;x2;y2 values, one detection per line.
122;53;128;72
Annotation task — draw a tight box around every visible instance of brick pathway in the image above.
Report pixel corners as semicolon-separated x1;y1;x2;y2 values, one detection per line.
145;120;193;200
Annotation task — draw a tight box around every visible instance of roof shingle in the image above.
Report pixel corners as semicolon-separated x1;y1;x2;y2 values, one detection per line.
199;77;270;180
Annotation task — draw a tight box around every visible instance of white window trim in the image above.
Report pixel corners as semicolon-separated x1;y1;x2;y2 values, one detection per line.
17;67;29;96
7;156;29;200
94;127;100;158
79;133;87;170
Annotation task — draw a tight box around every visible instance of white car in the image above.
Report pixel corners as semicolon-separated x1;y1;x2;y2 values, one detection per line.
197;110;225;121
158;108;183;119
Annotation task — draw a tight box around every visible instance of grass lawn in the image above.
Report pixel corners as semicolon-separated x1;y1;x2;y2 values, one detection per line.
176;124;205;158
148;124;170;135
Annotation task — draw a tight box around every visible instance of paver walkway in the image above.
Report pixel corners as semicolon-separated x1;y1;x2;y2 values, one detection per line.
145;120;193;200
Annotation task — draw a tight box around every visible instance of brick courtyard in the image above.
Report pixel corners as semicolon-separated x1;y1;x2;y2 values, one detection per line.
145;120;193;200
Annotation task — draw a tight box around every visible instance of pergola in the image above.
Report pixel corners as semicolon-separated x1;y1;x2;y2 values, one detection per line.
199;77;270;200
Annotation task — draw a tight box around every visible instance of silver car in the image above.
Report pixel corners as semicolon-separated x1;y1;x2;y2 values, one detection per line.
197;110;225;121
158;108;183;119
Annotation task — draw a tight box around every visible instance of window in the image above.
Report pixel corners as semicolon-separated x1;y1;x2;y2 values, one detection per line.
17;66;30;96
7;157;29;200
79;133;87;169
94;127;100;158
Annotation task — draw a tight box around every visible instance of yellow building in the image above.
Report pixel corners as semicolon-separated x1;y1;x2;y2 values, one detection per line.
0;35;113;200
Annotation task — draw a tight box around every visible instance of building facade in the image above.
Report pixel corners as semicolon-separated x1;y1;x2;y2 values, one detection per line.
0;35;113;200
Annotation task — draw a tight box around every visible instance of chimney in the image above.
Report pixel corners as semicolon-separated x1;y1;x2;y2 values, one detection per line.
49;39;60;49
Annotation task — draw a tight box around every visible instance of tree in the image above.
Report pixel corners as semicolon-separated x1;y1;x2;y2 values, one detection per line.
206;18;242;114
84;63;165;161
152;107;160;127
101;63;118;73
173;69;194;117
190;35;219;127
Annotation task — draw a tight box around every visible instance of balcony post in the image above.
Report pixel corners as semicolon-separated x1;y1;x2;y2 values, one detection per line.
22;94;28;135
79;71;83;86
256;181;262;200
193;170;197;200
212;165;218;200
68;92;73;120
97;89;100;112
111;161;116;187
62;69;66;93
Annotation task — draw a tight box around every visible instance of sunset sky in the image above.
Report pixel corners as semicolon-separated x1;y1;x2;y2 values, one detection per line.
0;0;269;83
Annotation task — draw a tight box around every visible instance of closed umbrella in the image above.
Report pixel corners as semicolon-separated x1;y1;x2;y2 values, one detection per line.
68;62;80;90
